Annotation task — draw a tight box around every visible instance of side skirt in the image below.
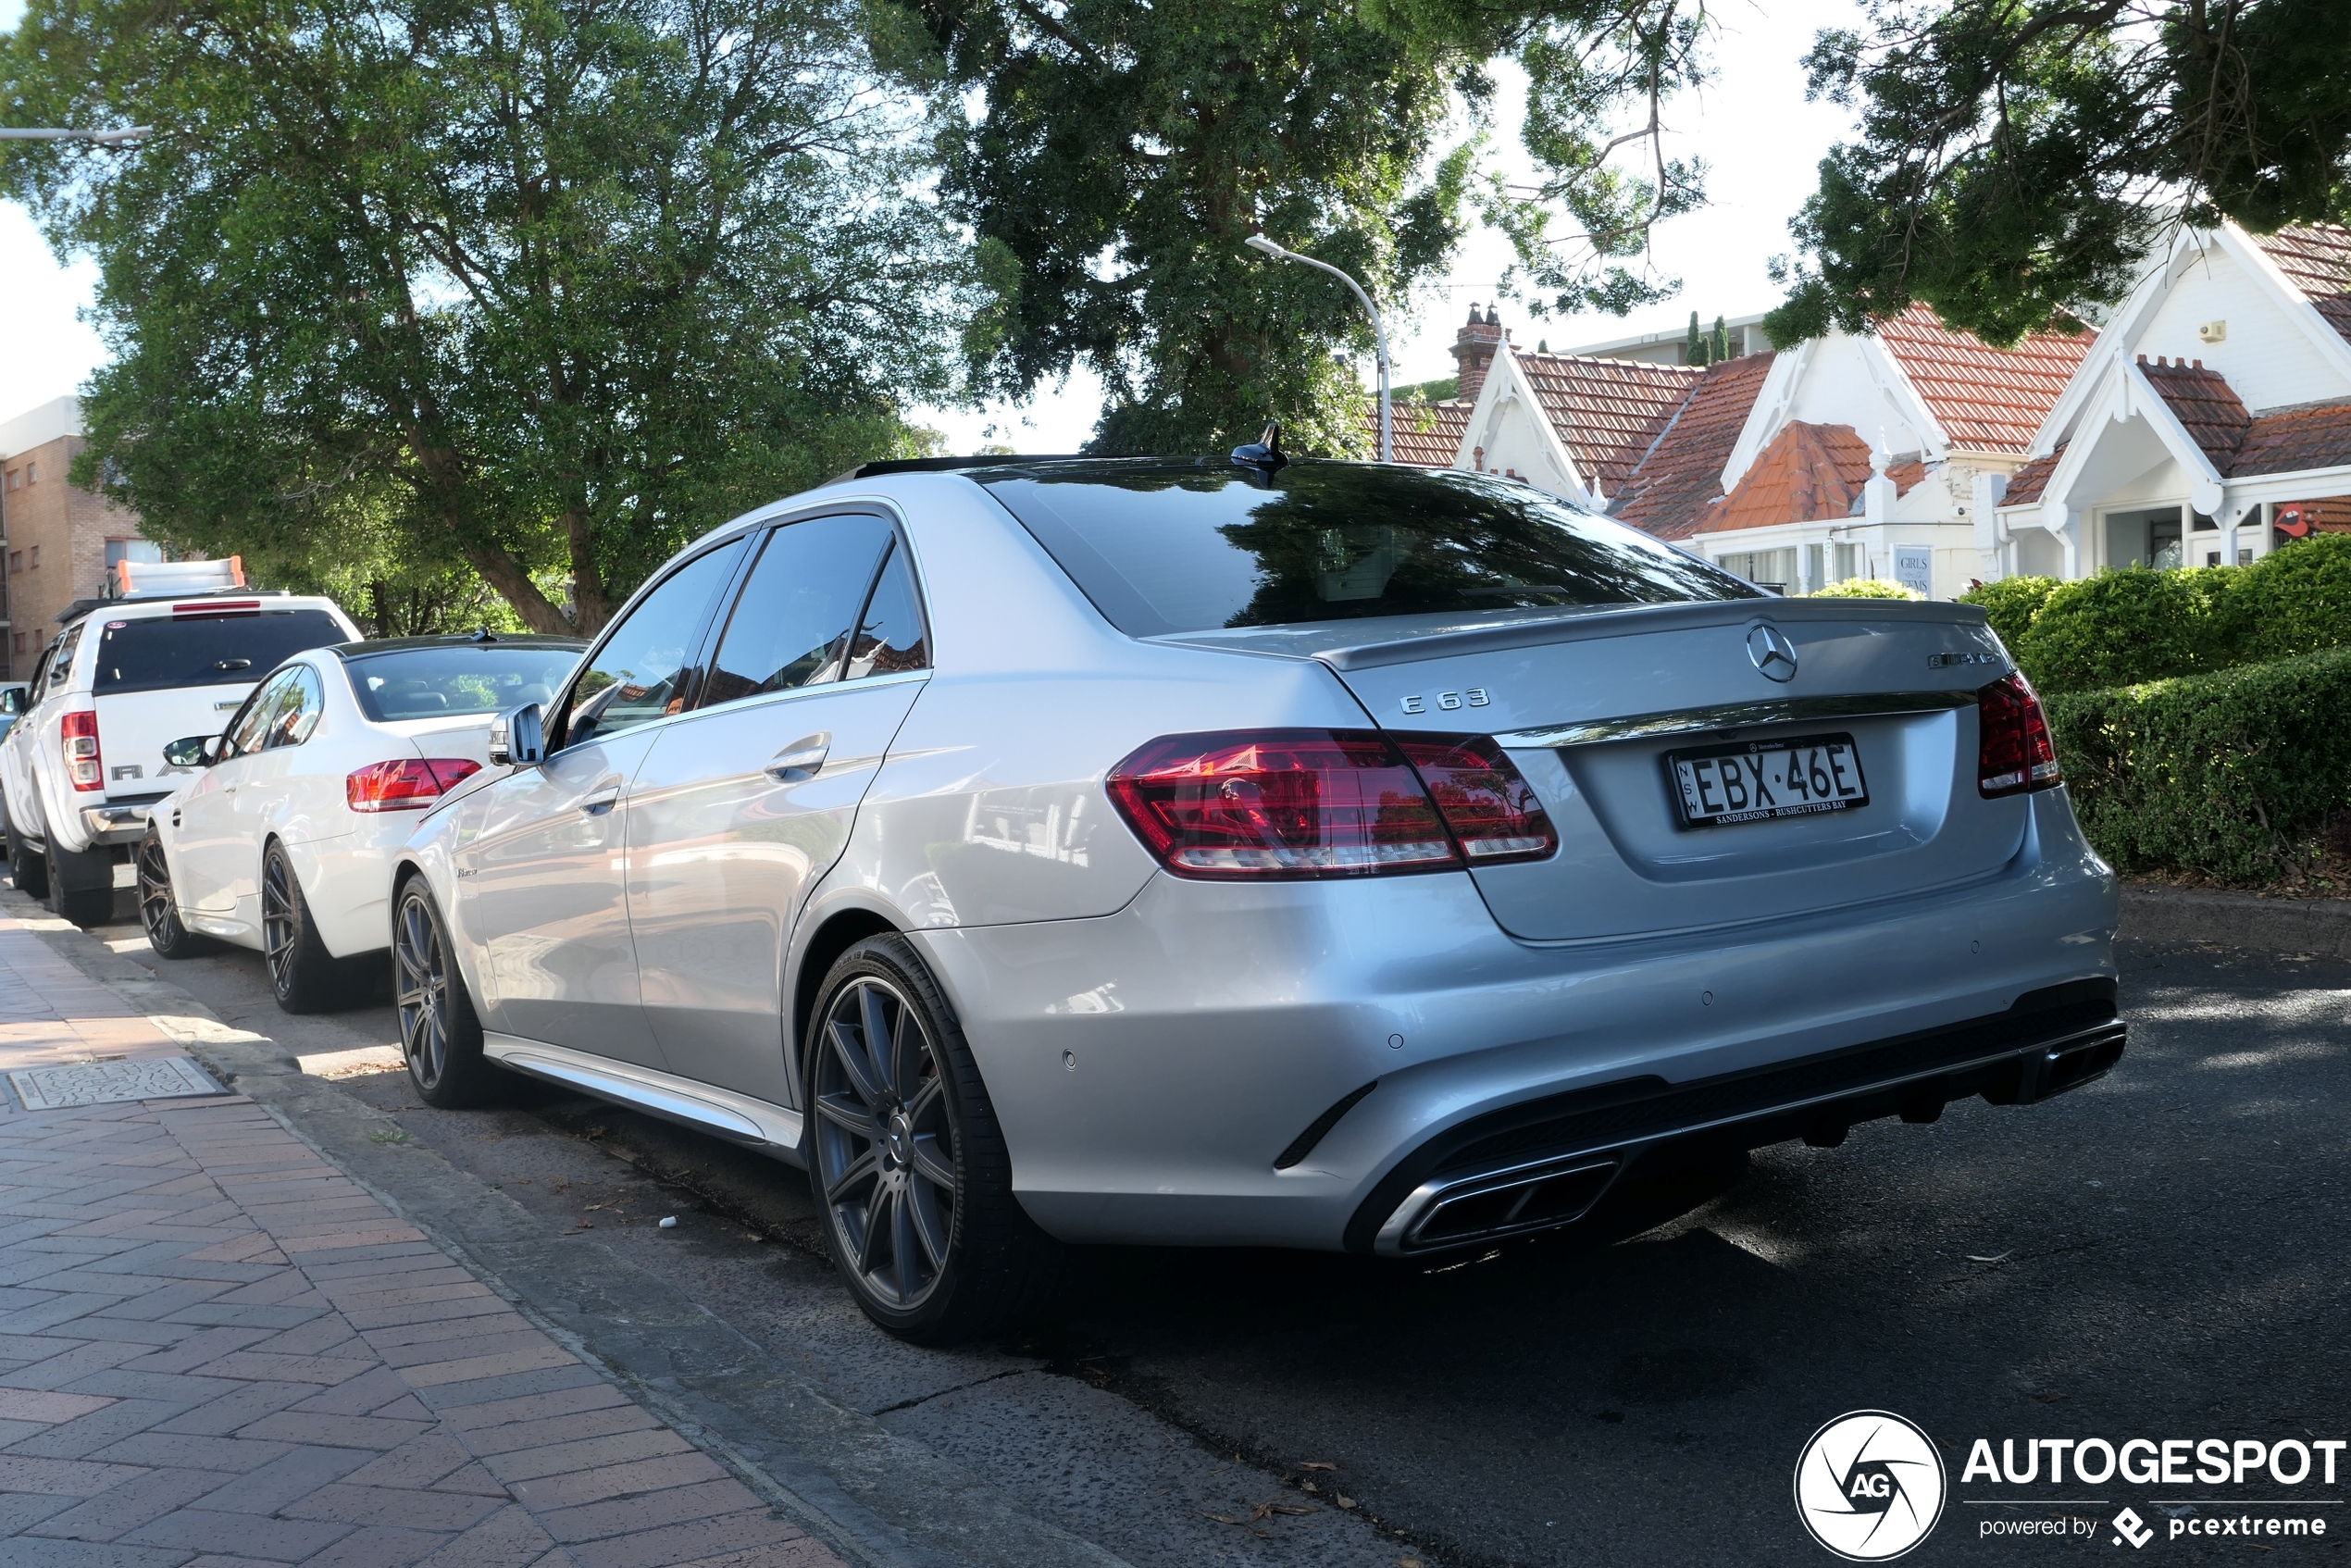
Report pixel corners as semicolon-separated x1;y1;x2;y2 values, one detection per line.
482;1033;805;1168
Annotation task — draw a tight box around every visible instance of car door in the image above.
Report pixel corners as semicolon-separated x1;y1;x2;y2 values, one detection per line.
171;669;295;915
453;538;748;1068
225;664;326;924
628;514;929;1104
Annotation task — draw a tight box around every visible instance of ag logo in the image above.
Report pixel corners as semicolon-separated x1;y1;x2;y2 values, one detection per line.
1794;1410;1947;1561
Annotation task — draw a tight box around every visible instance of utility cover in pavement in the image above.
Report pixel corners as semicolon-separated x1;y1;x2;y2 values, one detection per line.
8;1055;226;1110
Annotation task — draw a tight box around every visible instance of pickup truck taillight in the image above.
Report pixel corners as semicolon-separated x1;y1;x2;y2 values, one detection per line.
346;757;481;812
60;711;104;791
1977;673;2062;798
1106;729;1556;878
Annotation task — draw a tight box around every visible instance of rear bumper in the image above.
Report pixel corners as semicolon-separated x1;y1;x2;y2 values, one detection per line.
916;788;2121;1251
82;797;168;846
1355;979;2122;1255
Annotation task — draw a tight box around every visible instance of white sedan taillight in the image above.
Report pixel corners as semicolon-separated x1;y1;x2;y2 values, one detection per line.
346;758;482;812
1107;729;1556;878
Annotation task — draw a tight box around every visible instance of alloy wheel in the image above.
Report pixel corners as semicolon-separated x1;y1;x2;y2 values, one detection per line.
261;852;299;994
813;977;959;1310
394;890;452;1089
137;838;177;950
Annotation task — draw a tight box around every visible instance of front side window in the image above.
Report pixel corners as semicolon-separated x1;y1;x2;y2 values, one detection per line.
702;516;898;710
225;668;299;758
261;666;325;749
563;540;745;750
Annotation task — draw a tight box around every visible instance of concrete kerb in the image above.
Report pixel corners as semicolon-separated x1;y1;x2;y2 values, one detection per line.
2119;883;2351;958
0;884;1130;1568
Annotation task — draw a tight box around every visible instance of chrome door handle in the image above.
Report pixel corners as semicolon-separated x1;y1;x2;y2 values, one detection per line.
765;735;829;781
579;786;621;815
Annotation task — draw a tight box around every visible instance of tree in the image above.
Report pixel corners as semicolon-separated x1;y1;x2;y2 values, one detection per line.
2;0;967;635
891;0;1479;455
1767;0;2351;348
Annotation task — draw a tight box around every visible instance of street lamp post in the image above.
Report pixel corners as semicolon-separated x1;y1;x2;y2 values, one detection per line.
0;127;152;145
1243;233;1392;464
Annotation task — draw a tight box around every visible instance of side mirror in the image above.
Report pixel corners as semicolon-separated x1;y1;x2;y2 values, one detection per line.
489;702;545;768
163;735;220;768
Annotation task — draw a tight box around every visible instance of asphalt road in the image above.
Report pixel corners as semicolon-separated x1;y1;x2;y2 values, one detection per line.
29;882;2351;1567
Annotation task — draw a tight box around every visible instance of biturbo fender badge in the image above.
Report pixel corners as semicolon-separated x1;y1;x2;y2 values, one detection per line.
1400;688;1492;716
1746;622;1799;683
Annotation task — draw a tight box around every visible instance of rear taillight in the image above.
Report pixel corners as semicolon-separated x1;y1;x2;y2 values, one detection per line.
1393;735;1558;863
1977;673;2061;798
61;711;103;791
346;757;482;812
1106;729;1555;879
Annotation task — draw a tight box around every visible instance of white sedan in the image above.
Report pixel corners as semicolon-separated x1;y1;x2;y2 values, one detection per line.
138;633;585;1012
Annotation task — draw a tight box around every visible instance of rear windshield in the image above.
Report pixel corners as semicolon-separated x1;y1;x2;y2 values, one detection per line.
978;460;1757;637
93;610;350;695
345;644;584;722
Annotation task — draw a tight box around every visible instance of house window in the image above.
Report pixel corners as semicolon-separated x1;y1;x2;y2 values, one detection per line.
6;551;18;574
1804;542;1826;593
2103;505;2186;570
3;469;15;491
1834;542;1861;583
27;546;37;570
22;463;33;485
1714;547;1797;594
106;539;164;569
9;633;20;655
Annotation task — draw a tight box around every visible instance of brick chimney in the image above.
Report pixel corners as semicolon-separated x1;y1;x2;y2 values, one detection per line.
1453;304;1506;404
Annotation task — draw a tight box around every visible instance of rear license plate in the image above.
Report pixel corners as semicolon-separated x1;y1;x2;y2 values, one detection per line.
1666;733;1868;828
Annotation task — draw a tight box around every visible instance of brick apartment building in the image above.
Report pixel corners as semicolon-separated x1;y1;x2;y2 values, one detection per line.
0;396;161;682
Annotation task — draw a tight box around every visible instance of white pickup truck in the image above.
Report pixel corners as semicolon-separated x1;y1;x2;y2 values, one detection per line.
1;561;360;926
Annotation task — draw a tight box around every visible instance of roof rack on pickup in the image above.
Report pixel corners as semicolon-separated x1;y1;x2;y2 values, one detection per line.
58;585;292;626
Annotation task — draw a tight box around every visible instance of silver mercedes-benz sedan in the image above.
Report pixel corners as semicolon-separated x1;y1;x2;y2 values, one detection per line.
390;452;2121;1342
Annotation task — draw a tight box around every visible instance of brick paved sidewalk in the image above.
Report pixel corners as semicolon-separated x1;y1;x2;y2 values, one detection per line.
0;916;844;1568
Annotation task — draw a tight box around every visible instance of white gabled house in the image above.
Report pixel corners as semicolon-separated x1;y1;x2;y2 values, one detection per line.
1988;223;2351;577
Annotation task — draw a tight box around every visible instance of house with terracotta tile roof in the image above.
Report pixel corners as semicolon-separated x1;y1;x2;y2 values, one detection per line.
1987;222;2351;577
1667;303;2095;597
1384;298;2088;598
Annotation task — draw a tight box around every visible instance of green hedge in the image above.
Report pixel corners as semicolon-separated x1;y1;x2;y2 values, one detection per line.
1960;534;2351;694
2046;645;2351;878
1810;578;1920;600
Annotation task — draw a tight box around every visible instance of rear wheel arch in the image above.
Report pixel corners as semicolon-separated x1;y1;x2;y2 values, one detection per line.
791;905;902;1070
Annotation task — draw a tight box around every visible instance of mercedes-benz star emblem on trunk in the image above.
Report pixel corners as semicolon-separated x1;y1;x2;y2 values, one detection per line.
1747;623;1800;682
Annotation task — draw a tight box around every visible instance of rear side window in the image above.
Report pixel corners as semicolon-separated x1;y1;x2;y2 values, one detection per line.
93;610;348;694
346;645;585;722
981;461;1757;638
703;515;896;709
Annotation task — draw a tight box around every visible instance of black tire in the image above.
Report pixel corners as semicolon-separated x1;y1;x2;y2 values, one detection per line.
803;934;1061;1344
261;840;358;1013
45;838;112;928
5;819;47;899
136;829;215;959
392;877;507;1108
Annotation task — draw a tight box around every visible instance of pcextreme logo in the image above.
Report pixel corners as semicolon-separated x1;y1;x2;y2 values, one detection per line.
1796;1411;1949;1561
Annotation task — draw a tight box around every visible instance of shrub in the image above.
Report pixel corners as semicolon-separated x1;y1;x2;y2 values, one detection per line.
1957;575;2059;654
2045;646;2351;879
1810;578;1919;600
2229;532;2351;665
2009;566;2235;693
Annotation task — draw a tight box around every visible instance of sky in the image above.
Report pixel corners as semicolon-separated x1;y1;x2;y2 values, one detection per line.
0;0;1864;445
